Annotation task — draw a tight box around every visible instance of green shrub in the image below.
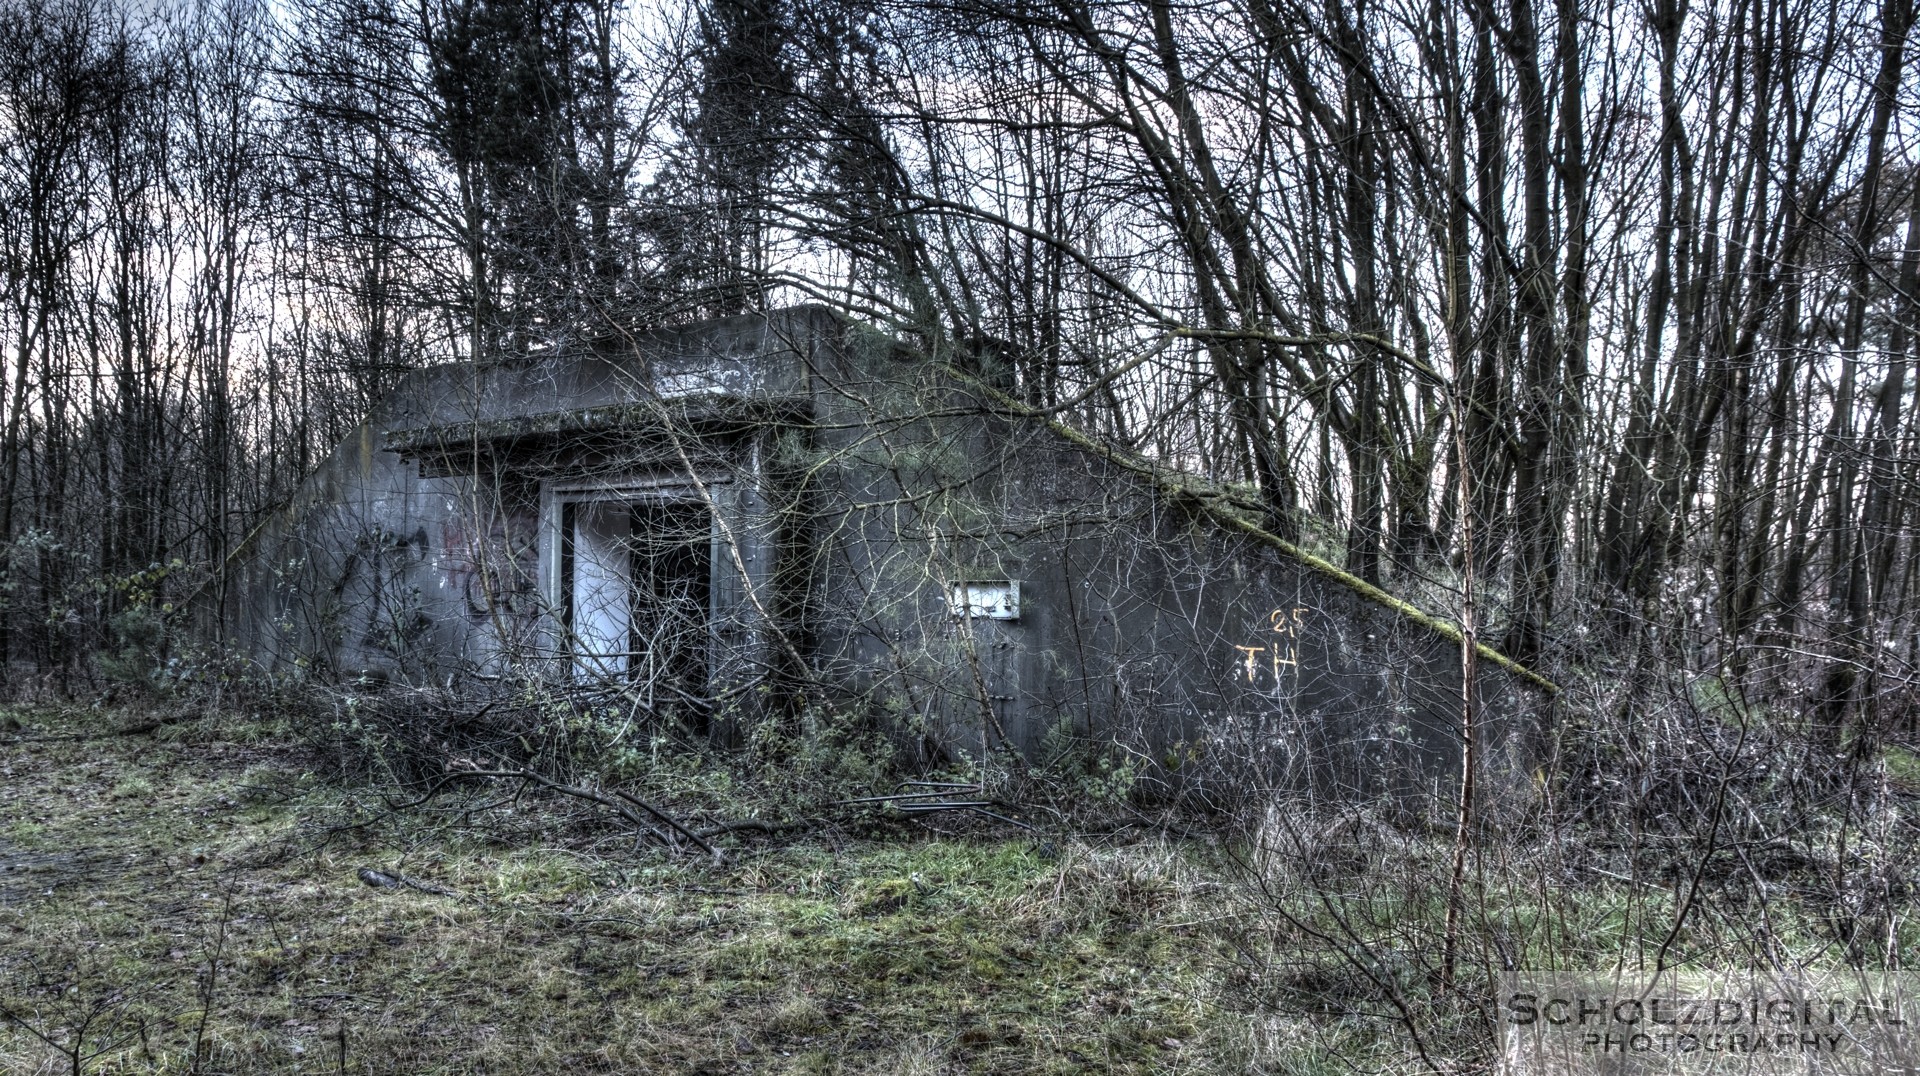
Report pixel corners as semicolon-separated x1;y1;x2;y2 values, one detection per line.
96;606;168;691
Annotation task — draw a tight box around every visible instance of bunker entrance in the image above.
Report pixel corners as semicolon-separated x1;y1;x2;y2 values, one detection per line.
561;493;715;725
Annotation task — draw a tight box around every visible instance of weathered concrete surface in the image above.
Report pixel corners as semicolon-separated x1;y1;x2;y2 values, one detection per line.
801;332;1548;800
194;310;824;683
193;306;1549;795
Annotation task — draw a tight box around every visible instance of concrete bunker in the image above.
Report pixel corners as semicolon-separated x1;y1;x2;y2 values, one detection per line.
193;306;1554;799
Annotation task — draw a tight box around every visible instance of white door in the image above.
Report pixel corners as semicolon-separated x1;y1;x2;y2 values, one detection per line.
570;502;632;680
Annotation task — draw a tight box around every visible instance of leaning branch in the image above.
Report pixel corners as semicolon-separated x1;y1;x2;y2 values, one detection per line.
387;768;724;862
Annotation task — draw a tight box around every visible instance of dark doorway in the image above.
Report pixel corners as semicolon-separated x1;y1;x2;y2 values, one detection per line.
628;499;713;724
561;494;715;732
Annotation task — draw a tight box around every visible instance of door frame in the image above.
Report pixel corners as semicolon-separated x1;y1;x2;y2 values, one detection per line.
539;473;732;679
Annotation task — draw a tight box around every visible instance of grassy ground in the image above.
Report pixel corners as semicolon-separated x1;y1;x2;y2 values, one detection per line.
13;699;1894;1076
0;705;1232;1075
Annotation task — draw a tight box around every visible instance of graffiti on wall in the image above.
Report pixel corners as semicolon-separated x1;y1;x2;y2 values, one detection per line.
441;512;539;621
1230;606;1310;687
327;525;432;665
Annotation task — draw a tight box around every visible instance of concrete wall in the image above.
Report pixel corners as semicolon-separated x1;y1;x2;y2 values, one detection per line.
195;309;829;685
797;326;1549;798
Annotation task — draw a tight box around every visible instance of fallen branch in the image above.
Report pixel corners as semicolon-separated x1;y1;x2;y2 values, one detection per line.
607;788;725;860
385;767;721;862
0;710;201;743
837;783;1036;831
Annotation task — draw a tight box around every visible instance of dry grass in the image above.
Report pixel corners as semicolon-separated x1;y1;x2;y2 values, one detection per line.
9;699;1900;1075
0;704;1235;1074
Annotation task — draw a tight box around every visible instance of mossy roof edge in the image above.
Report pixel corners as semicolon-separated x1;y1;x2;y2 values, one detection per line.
947;367;1560;696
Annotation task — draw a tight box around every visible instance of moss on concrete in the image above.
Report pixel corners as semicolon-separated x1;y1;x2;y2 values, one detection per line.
948;368;1560;695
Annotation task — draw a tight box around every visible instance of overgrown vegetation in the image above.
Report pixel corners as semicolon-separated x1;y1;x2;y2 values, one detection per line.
6;650;1918;1073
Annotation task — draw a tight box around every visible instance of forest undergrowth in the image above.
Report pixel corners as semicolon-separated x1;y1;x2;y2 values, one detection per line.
2;680;1917;1075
